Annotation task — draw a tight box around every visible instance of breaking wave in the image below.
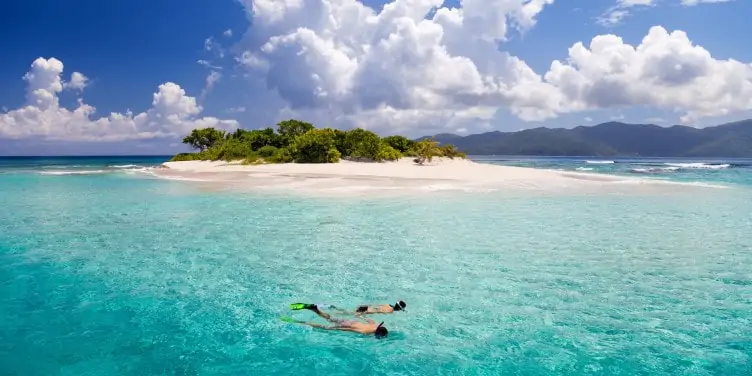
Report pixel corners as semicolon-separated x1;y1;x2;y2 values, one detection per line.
664;163;731;170
38;170;109;175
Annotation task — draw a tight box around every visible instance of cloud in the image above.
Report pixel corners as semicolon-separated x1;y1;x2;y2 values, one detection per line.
234;0;558;135
597;0;655;27
599;0;732;26
544;26;752;123
65;72;89;90
200;71;222;99
223;29;233;37
197;59;222;70
229;0;751;134
0;57;238;141
681;0;732;5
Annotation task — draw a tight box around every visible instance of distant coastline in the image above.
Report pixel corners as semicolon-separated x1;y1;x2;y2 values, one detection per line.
420;119;752;158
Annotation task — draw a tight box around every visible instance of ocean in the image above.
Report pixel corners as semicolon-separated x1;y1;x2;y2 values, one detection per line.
1;155;750;375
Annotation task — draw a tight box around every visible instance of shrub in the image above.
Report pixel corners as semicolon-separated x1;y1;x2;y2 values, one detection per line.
382;135;415;153
214;139;255;161
266;147;294;163
291;129;340;163
342;128;382;159
257;145;279;158
242;154;264;165
169;153;198;161
374;144;403;162
438;144;467;159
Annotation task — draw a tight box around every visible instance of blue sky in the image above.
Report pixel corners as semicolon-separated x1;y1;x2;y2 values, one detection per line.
1;0;750;155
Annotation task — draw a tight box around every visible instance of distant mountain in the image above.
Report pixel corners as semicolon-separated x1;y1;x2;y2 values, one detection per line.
417;120;752;157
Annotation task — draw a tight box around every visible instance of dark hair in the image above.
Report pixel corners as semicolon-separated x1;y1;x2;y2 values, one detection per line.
393;300;407;311
374;323;388;338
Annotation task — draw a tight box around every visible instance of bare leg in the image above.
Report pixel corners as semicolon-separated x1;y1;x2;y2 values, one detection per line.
300;321;329;329
309;306;335;322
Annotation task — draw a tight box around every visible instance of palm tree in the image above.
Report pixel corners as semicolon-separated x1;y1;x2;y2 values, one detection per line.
413;138;441;165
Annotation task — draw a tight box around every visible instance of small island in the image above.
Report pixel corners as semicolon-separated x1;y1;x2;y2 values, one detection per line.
157;119;720;196
170;119;466;165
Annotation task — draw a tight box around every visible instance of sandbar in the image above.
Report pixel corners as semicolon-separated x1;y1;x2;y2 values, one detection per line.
151;157;725;197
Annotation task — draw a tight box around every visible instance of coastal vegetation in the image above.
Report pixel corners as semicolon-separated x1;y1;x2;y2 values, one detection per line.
171;119;466;164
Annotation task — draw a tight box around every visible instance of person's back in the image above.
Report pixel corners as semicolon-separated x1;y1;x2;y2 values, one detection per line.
346;320;383;335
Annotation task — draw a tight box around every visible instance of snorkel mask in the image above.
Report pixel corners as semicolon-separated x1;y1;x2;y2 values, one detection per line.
392;300;407;311
374;322;388;339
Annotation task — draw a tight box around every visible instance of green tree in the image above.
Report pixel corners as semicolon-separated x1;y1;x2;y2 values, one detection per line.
241;128;285;150
182;127;227;151
438;144;466;159
277;119;315;145
413;138;441;165
290;128;341;163
342;128;382;159
382;135;415;153
333;129;348;155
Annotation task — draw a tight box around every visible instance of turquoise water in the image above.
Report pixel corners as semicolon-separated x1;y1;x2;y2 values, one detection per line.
1;156;751;375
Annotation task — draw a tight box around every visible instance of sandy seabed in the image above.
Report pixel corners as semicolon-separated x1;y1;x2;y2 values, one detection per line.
152;157;724;197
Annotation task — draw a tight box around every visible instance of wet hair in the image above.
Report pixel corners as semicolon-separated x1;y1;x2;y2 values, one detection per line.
356;305;368;313
393;300;407;311
374;322;388;338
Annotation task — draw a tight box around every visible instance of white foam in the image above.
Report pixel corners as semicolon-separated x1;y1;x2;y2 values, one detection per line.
111;164;139;168
586;160;615;164
576;167;594;171
156;175;211;182
120;167;154;174
38;170;108;175
665;163;730;170
630;167;679;174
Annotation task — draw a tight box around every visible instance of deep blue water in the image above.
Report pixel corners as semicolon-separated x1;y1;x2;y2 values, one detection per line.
1;156;751;375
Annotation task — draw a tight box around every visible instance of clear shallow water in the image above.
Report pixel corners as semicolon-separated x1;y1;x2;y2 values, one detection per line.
1;156;751;375
473;155;752;188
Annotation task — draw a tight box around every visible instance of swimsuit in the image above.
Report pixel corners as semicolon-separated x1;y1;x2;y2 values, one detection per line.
331;318;357;328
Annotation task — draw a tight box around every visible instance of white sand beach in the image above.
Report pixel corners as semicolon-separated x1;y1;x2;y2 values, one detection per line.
153;157;724;196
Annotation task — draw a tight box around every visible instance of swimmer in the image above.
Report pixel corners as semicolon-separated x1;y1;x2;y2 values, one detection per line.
352;300;407;315
287;304;388;338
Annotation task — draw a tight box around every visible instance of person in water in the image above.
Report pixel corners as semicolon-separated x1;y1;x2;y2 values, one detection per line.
288;304;388;338
352;300;407;315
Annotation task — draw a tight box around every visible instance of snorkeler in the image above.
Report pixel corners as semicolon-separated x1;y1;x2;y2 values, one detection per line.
352;300;407;315
286;304;389;338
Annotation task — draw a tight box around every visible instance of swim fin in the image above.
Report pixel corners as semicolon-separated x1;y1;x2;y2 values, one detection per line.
289;303;317;311
280;316;297;323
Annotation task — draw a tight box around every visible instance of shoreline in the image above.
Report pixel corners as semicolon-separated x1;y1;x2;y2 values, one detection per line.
150;157;726;197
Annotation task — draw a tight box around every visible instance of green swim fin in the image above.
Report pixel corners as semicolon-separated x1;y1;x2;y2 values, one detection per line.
289;303;316;311
280;316;297;323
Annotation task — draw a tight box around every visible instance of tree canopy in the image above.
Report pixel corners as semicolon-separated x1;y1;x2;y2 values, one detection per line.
171;119;466;165
182;128;227;151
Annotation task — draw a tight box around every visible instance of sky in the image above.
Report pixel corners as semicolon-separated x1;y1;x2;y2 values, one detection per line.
1;0;751;155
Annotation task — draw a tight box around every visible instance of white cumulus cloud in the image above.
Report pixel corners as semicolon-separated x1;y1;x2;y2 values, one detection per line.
229;0;751;134
681;0;732;5
544;26;752;123
0;57;238;141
